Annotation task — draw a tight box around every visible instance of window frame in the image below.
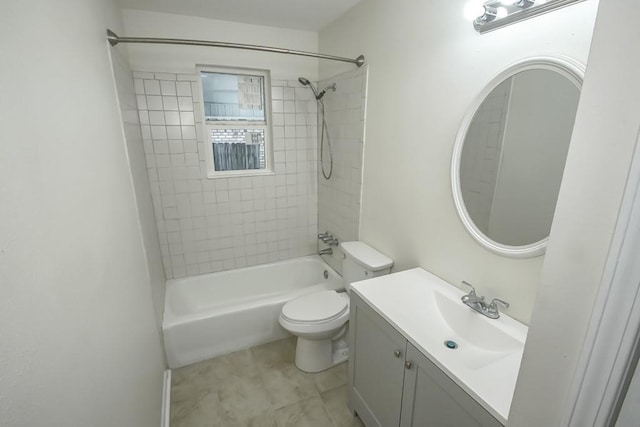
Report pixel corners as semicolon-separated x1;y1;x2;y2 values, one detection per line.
196;65;274;179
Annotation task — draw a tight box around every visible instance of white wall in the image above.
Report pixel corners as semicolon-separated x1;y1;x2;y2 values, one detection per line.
122;9;319;81
0;1;166;426
319;0;599;324
509;1;640;424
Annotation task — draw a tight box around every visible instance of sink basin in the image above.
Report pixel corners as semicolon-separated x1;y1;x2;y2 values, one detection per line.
350;267;528;424
434;290;521;352
428;287;524;371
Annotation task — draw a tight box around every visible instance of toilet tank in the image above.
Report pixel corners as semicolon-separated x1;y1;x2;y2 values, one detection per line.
340;241;393;291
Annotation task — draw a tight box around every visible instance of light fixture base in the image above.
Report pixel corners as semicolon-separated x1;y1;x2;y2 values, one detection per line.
473;0;587;33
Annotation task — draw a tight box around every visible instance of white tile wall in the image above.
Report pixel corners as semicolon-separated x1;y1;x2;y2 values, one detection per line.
134;72;318;278
317;67;368;274
459;79;511;233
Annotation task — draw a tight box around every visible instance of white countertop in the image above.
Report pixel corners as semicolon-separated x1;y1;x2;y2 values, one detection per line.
351;268;528;425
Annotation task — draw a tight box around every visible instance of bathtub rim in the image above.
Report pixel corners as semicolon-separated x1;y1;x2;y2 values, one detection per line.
162;255;344;329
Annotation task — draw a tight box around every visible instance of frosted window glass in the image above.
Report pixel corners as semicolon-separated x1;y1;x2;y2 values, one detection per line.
201;72;265;121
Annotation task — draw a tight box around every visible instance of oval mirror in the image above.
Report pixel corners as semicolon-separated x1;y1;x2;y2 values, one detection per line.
452;57;584;257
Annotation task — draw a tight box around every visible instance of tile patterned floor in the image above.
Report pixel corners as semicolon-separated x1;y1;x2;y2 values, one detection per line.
170;337;365;427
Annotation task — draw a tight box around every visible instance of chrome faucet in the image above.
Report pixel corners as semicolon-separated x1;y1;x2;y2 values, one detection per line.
319;248;333;256
325;237;339;247
461;281;509;319
486;298;510;319
461;281;484;307
318;231;339;247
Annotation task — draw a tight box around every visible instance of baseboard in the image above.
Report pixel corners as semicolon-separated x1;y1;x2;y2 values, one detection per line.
161;369;171;427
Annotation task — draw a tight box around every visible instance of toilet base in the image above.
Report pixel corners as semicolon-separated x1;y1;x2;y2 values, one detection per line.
294;336;349;373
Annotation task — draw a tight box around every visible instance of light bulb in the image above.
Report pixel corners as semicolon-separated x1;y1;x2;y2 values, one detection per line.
463;0;486;21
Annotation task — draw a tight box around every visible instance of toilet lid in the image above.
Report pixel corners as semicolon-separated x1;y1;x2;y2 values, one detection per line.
282;291;348;323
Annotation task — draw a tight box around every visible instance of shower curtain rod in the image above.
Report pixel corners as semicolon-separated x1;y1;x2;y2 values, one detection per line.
106;30;365;68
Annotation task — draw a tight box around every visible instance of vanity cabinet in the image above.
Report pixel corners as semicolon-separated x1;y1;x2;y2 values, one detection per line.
348;292;407;427
348;293;503;427
400;343;502;427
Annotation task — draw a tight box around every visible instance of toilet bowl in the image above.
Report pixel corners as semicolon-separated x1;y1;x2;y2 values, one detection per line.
279;241;393;372
279;290;350;372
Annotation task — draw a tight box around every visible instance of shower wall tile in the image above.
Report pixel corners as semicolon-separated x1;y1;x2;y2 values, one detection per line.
135;73;318;279
318;67;367;274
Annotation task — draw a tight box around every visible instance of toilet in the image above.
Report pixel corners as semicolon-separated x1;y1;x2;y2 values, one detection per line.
279;241;393;372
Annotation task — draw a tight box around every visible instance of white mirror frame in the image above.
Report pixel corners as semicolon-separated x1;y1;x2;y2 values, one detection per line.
451;56;585;258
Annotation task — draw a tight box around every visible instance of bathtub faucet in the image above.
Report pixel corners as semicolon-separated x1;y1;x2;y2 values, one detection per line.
318;248;333;256
318;232;339;247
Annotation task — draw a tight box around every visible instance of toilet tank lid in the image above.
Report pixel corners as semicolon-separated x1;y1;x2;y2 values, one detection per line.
340;241;393;271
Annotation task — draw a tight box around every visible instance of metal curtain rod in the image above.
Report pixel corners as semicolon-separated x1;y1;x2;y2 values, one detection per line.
106;30;365;68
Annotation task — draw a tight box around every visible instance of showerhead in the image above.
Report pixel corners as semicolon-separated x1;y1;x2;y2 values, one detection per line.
316;83;337;100
298;76;319;99
298;77;335;179
298;77;336;100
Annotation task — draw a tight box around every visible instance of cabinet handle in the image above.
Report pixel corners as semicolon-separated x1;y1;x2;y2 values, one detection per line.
394;350;402;358
405;361;413;370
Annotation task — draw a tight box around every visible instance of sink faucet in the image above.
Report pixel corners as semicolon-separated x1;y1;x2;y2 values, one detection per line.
461;281;509;319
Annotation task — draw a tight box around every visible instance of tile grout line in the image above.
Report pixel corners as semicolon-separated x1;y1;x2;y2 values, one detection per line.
318;389;341;427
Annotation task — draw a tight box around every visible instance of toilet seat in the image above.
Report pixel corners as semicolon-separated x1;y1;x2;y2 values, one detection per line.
281;291;348;323
279;291;349;334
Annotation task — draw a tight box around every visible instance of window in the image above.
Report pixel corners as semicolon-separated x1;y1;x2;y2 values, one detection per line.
197;66;273;178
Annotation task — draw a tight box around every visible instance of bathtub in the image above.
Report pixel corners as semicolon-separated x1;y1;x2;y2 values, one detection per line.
163;255;344;368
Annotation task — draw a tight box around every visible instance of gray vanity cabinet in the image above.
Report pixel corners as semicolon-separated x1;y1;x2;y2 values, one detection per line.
348;293;503;427
400;343;502;427
348;292;407;427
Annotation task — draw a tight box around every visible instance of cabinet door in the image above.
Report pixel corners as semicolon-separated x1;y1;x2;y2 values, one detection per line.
400;343;503;427
349;293;407;427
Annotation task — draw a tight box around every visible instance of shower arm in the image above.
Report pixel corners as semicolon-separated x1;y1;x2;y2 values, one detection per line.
106;30;365;68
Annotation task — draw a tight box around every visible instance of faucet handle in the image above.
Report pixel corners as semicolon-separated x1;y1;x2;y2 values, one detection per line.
461;281;482;305
489;298;509;309
461;281;477;296
317;232;329;239
487;298;510;318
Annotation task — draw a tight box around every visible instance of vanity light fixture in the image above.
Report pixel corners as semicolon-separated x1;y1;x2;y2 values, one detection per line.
512;0;535;7
478;5;498;23
470;0;586;33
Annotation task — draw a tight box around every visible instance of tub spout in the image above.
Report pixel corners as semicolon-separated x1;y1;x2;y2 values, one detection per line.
319;248;333;256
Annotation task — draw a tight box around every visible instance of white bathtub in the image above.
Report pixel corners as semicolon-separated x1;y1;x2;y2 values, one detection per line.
163;255;344;368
